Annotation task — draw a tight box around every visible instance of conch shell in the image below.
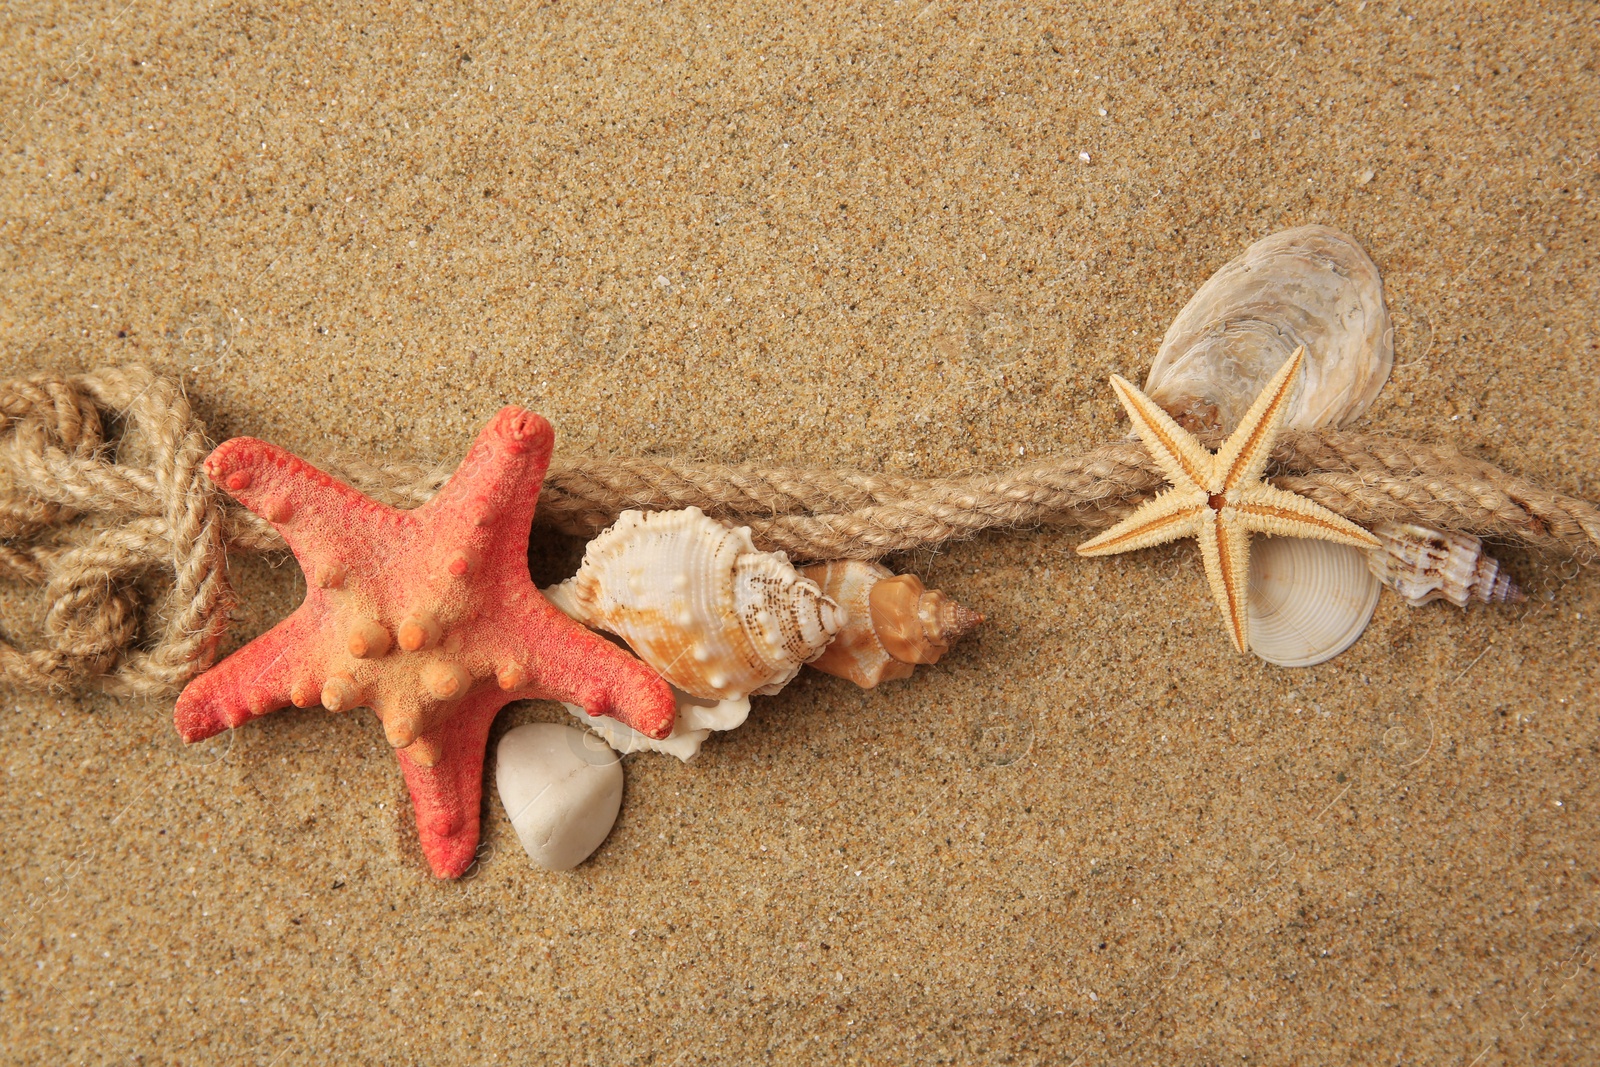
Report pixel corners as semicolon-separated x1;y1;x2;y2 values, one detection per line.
1366;522;1524;608
544;507;843;702
800;561;983;688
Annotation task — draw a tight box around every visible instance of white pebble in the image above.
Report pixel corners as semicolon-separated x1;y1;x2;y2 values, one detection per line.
495;724;623;870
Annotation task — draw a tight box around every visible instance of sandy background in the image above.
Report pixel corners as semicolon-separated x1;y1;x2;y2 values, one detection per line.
3;1;1598;1062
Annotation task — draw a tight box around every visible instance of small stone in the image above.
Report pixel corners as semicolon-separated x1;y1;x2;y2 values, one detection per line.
496;723;623;871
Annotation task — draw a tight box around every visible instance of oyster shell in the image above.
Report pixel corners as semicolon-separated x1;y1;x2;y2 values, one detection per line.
1366;522;1524;608
1246;536;1382;667
544;507;843;703
1145;225;1393;434
800;560;983;688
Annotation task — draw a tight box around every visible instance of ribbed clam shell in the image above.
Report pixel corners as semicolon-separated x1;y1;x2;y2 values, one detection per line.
1146;225;1393;434
544;507;843;702
1366;522;1524;608
1246;536;1381;667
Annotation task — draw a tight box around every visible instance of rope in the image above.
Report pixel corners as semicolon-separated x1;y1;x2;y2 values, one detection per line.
2;365;1596;696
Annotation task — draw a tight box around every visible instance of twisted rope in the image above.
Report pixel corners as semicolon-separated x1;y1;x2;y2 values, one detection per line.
2;365;1596;696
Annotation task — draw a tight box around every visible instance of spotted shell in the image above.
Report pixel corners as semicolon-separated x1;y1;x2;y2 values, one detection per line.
800;561;983;688
1366;522;1524;608
543;507;844;703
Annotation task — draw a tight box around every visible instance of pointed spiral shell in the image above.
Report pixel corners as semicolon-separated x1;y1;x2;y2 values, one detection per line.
800;561;983;688
1366;522;1524;608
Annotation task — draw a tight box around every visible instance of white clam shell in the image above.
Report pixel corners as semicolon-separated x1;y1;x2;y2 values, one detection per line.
1246;536;1382;668
1146;225;1393;434
545;507;843;703
495;723;623;871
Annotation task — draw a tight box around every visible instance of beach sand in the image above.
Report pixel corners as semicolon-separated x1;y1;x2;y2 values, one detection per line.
2;1;1597;1061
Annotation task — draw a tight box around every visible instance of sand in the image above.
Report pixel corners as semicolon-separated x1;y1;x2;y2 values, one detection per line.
2;1;1598;1062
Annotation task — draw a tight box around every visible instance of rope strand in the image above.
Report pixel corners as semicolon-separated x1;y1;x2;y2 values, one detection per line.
1;365;1595;696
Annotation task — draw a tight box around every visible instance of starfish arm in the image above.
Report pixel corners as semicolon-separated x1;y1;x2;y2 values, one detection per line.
1214;346;1304;493
205;437;411;569
420;407;554;552
1230;484;1382;549
1109;374;1216;492
500;598;678;740
396;691;506;878
173;608;324;741
1196;512;1253;654
1077;487;1209;556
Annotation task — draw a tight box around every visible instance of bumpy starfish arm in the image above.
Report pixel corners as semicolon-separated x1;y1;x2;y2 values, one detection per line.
421;406;554;552
1077;487;1209;556
396;691;505;879
1109;374;1216;492
1196;513;1254;653
1232;484;1381;549
206;437;408;567
1215;346;1304;492
173;609;321;741
498;599;678;740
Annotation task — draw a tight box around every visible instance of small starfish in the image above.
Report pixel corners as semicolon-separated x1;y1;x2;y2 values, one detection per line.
1077;346;1381;653
175;407;676;878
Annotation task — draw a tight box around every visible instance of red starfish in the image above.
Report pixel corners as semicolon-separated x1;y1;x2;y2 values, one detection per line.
174;407;676;879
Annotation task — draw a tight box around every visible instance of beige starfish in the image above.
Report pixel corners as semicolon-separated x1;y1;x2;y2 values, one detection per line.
1077;346;1381;653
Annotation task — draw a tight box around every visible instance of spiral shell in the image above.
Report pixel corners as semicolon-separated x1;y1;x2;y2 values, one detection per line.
1366;522;1524;608
544;507;844;703
1145;225;1393;434
800;561;983;688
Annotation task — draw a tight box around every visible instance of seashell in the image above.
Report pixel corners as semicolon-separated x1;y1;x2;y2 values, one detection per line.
544;507;844;702
1145;225;1393;435
1144;226;1394;668
1366;521;1525;608
1246;536;1382;667
565;687;750;762
800;561;984;688
496;723;623;870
